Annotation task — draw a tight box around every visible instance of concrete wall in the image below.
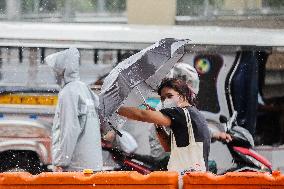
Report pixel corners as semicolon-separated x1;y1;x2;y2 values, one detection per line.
127;0;176;25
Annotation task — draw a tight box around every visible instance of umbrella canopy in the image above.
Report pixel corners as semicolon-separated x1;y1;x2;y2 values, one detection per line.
99;38;190;122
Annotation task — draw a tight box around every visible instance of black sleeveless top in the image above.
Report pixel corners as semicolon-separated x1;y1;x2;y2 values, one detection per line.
160;106;210;170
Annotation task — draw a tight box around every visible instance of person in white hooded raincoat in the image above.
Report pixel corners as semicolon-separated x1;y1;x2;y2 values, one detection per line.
45;47;103;172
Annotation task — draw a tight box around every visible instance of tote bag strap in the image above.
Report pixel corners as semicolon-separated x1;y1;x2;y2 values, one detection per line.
170;130;176;150
182;107;196;143
171;107;196;151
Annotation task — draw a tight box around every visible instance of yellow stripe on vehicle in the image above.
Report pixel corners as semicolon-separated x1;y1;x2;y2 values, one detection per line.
0;95;58;106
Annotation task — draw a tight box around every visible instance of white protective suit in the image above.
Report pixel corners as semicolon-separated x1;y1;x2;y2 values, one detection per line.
45;48;103;171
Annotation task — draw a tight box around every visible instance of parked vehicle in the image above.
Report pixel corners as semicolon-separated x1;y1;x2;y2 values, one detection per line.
102;111;272;175
101;139;168;174
0;118;52;174
0;87;57;174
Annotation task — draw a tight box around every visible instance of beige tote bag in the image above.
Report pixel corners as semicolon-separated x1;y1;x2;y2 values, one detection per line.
167;108;206;173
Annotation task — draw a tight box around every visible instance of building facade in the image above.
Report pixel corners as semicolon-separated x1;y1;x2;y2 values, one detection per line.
0;0;283;28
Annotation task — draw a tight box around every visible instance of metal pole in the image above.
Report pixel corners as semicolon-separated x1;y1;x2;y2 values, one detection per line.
34;0;40;15
40;47;45;63
0;48;2;80
18;47;23;63
97;0;106;14
63;0;74;21
203;0;209;17
94;49;98;64
27;48;38;85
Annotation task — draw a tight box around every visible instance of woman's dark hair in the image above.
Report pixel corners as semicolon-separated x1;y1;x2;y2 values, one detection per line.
157;78;196;106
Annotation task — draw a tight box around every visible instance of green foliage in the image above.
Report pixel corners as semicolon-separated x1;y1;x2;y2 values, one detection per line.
177;0;226;16
105;0;126;13
39;0;64;12
73;0;97;12
177;0;204;16
265;0;284;7
209;0;224;9
177;0;284;16
21;0;126;13
22;0;34;13
22;0;64;13
73;0;126;13
0;0;6;14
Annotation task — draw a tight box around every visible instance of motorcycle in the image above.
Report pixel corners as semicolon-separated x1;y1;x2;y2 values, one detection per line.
218;111;272;174
102;139;169;174
102;111;272;174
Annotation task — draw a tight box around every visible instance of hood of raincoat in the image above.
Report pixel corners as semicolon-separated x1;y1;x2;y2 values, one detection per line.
45;47;80;86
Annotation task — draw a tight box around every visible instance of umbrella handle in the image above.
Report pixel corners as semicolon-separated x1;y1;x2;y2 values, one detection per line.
142;103;156;111
108;122;123;137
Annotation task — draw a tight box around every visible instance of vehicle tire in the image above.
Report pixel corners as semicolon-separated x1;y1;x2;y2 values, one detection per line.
0;150;43;174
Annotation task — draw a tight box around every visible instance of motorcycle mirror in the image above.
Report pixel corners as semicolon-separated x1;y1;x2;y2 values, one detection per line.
219;115;228;123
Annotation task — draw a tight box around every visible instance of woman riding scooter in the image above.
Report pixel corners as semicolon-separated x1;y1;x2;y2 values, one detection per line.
103;63;232;171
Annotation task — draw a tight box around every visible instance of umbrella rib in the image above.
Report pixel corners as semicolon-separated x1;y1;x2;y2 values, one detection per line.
120;74;147;104
135;86;146;104
150;50;171;57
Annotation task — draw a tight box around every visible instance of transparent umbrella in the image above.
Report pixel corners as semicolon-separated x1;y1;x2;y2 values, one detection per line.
99;38;190;123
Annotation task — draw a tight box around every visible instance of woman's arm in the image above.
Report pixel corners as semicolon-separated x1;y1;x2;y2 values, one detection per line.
117;106;171;127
